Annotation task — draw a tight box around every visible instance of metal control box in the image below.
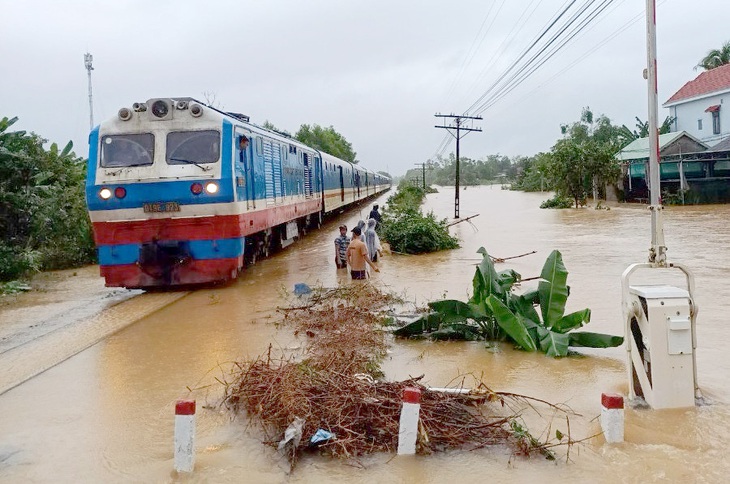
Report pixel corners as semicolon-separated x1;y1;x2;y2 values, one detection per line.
626;284;696;409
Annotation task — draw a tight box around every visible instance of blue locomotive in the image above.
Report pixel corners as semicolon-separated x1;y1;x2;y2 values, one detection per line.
85;97;390;288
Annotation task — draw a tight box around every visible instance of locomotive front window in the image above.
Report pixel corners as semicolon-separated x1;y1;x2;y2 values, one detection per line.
101;134;154;168
166;130;220;165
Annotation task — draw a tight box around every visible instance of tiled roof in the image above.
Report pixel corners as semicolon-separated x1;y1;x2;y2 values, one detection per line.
664;63;730;106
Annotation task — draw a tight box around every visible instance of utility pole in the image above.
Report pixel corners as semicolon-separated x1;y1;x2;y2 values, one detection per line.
84;53;94;130
435;114;482;218
414;162;429;190
645;0;665;266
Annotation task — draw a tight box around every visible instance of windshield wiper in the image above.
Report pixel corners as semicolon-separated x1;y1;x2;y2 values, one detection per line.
169;157;211;171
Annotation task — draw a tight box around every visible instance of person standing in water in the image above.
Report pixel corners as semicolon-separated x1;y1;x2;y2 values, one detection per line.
363;218;382;262
334;224;350;269
368;204;381;227
346;226;379;280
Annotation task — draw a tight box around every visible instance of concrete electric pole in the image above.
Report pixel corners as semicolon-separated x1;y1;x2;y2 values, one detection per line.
434;114;482;218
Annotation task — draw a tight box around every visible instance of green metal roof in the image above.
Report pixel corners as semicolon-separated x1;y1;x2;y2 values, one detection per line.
615;132;688;161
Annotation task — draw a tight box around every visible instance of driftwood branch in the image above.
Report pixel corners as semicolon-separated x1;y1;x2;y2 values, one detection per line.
491;250;537;263
446;213;480;227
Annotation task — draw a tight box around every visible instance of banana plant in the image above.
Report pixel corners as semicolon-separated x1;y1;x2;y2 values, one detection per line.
393;247;623;357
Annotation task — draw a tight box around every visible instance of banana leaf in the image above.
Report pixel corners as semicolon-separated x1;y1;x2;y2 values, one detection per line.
470;267;486;304
521;289;540;305
475;247;503;298
392;313;441;336
538;250;569;327
430;324;482;341
486;294;537;352
514;293;541;326
497;269;521;292
537;326;570;357
551;308;591;333
519;314;540;347
429;299;479;323
568;332;624;348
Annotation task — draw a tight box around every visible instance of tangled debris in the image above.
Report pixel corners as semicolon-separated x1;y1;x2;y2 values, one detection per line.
222;283;576;468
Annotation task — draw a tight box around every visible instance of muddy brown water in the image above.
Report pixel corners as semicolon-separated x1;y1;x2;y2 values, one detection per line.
1;186;729;483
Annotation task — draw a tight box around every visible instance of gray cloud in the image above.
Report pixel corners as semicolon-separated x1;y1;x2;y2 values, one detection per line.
1;0;728;175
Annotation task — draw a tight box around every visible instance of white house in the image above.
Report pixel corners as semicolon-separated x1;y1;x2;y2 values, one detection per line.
663;63;730;147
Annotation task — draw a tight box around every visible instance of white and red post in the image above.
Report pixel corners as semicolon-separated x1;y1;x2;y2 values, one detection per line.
397;387;421;455
600;393;624;443
174;399;196;472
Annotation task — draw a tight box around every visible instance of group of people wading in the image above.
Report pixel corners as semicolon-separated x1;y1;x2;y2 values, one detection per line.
334;204;382;280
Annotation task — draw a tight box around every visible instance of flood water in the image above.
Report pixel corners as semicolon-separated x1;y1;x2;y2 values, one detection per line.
1;185;729;483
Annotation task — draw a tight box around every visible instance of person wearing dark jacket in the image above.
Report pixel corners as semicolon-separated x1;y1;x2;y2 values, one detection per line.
368;204;381;226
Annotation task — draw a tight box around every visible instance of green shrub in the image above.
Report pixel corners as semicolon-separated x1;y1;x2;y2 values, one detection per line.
0;243;40;281
540;194;573;209
379;184;458;254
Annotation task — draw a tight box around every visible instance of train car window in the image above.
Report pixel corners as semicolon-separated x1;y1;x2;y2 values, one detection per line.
166;130;220;165
256;137;263;156
289;144;297;154
101;133;155;168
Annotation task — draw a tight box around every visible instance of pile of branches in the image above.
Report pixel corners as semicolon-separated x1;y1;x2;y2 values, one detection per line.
223;283;571;465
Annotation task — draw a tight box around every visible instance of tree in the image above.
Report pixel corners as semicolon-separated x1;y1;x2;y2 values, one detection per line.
619;116;675;144
696;40;730;70
548;108;621;207
0;116;94;280
295;124;357;163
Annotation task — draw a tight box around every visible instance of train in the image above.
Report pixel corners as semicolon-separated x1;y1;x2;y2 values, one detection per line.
85;97;391;288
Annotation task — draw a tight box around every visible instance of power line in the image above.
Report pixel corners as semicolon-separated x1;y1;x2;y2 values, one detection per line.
462;0;581;115
472;0;619;116
457;0;544;108
442;0;501;104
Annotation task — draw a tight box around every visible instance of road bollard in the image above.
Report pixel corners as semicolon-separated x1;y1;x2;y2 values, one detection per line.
397;387;421;455
600;393;624;443
174;399;196;472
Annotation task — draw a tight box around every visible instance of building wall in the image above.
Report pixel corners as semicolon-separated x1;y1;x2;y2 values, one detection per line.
668;92;728;147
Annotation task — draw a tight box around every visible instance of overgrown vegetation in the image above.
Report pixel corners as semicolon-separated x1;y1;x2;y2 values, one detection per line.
0;116;95;282
394;248;623;357
222;284;577;469
379;184;459;254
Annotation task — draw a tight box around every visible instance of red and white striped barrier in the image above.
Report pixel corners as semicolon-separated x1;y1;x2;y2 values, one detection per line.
600;393;624;443
174;400;196;472
397;387;421;455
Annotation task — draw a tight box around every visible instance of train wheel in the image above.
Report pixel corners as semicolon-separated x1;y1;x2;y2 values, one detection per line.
244;236;257;266
262;229;273;257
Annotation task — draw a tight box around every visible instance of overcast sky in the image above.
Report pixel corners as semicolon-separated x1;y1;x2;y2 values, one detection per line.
1;0;728;175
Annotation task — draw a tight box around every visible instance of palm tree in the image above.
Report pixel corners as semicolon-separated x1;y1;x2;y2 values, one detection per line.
696;41;730;70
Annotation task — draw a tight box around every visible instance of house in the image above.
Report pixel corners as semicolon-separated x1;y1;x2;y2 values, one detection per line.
663;64;730;146
615;131;709;201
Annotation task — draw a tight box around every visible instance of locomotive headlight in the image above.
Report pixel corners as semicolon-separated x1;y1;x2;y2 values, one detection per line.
99;187;113;200
151;100;170;118
118;107;132;121
205;182;219;194
190;103;204;117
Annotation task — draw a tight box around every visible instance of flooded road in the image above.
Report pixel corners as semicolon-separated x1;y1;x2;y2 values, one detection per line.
1;186;729;483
